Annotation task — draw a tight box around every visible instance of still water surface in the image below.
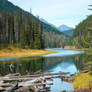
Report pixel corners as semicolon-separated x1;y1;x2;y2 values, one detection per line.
0;49;85;92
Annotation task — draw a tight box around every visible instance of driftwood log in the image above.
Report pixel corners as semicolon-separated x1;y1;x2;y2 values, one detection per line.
0;72;70;92
4;82;18;92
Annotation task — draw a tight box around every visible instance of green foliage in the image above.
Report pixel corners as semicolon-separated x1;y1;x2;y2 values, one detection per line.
71;15;92;48
33;21;41;49
0;11;44;49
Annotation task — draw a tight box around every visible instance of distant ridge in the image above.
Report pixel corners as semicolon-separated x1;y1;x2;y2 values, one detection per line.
58;25;74;31
58;25;74;36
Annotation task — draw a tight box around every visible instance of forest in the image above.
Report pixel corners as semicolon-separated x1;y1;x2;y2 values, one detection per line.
0;0;68;49
71;15;92;48
0;11;44;49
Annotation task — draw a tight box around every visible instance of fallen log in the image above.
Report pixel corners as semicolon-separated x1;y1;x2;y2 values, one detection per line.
5;72;69;79
5;73;21;77
61;76;74;83
0;72;71;92
0;83;12;87
19;76;53;87
45;78;53;81
47;83;53;85
0;87;5;91
2;77;33;82
80;70;89;73
5;82;18;92
45;72;69;75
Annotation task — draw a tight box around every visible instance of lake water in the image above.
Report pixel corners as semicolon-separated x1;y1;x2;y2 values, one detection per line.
0;48;85;92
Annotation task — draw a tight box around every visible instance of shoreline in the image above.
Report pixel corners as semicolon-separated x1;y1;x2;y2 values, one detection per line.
0;48;57;58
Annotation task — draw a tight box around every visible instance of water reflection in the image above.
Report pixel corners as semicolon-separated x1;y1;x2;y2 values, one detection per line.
0;57;44;76
0;49;85;91
43;55;84;74
0;54;84;76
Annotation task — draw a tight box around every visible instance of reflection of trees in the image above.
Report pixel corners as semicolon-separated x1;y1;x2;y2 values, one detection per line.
8;64;15;72
43;55;85;72
0;57;44;76
43;57;67;71
83;51;92;71
73;54;84;71
43;56;84;71
0;54;87;76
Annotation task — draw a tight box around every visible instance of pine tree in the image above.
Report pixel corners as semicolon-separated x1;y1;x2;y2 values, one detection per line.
19;11;26;48
33;20;41;49
25;16;30;48
8;13;15;44
40;23;44;49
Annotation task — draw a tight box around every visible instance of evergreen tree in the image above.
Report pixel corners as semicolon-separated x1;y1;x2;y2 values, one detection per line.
25;16;30;47
33;20;41;49
19;11;26;48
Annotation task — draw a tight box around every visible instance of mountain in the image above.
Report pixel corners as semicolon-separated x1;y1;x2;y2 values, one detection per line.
58;25;74;36
0;0;63;35
59;25;73;31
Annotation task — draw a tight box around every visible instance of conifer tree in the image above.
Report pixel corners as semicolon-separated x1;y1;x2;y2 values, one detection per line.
33;20;41;49
25;16;30;47
19;11;26;48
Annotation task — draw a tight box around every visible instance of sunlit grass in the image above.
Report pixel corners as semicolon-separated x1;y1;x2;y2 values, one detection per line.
74;72;92;90
0;47;57;58
72;48;89;51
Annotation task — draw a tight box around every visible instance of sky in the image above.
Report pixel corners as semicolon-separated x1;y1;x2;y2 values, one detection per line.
8;0;92;27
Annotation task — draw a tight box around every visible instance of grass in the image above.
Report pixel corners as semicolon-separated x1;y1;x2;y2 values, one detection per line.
73;48;92;90
74;72;92;90
0;47;57;58
72;48;89;51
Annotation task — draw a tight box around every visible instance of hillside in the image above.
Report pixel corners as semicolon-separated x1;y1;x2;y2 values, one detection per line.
0;0;69;48
60;29;74;37
71;15;92;48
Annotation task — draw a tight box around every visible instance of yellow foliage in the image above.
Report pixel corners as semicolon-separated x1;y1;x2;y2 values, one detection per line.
74;72;92;90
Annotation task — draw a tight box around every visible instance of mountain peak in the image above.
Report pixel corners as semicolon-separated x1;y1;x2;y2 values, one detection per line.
58;25;74;36
58;25;73;31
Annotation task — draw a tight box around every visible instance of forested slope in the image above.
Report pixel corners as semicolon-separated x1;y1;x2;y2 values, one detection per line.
71;15;92;48
0;0;69;49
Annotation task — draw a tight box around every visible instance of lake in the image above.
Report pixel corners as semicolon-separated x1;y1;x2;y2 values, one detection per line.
0;48;85;92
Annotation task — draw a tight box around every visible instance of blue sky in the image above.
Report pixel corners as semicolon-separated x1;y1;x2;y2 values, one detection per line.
8;0;92;27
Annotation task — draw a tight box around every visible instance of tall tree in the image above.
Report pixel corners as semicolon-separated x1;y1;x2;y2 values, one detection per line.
33;20;41;49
